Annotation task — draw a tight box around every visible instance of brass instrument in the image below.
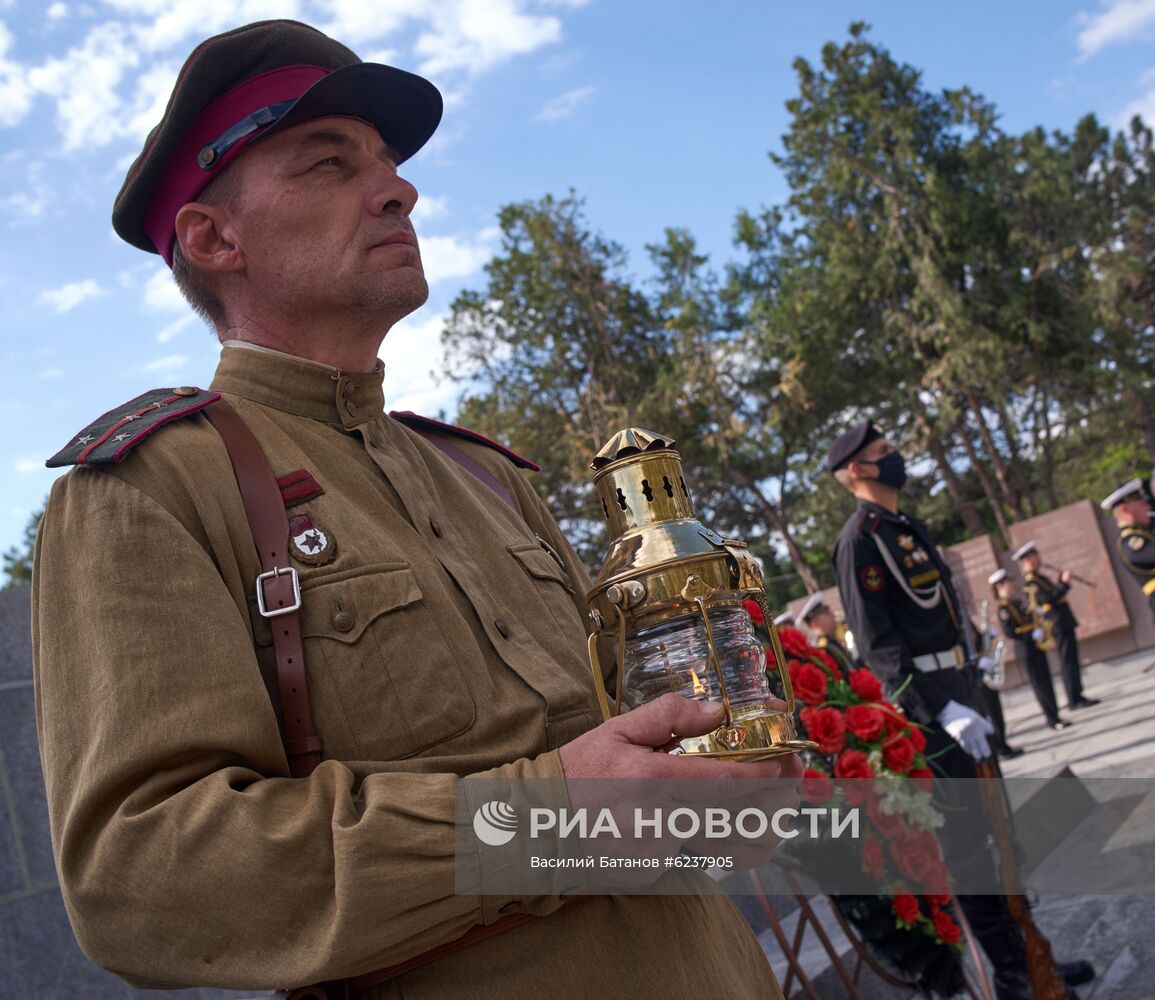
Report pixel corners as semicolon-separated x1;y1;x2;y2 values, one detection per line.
978;598;1007;689
585;428;815;761
1041;562;1098;589
1025;586;1056;652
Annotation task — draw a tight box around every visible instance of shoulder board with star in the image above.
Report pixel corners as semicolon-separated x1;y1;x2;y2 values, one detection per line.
389;411;540;471
46;387;220;469
856;510;882;535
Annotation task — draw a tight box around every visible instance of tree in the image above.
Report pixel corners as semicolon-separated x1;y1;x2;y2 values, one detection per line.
3;507;42;589
441;192;670;564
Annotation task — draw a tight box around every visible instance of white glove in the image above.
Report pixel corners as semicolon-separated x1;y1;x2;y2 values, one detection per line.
977;655;995;673
1031;628;1045;642
937;699;995;761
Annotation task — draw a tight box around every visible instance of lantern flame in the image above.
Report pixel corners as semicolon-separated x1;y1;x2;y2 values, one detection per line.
690;668;707;697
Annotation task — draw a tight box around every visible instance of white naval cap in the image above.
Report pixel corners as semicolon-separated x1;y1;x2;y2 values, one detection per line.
1101;478;1150;511
1011;540;1037;561
798;591;825;623
774;610;795;627
988;568;1008;585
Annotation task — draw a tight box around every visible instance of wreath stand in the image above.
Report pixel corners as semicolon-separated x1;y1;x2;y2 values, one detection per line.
746;865;994;1000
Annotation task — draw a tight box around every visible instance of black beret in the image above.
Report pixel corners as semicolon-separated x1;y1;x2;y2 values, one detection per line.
113;19;442;263
825;419;881;473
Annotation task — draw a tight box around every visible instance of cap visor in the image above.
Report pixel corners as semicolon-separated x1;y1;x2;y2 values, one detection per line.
269;62;442;163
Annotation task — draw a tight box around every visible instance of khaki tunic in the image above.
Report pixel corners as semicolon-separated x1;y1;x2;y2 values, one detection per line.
33;345;783;999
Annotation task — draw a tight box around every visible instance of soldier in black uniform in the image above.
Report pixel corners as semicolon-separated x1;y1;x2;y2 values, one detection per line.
1101;478;1155;626
798;591;855;679
1013;541;1099;711
990;569;1069;731
827;419;1092;999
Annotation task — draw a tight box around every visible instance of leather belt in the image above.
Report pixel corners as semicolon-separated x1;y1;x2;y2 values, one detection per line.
205;400;322;777
911;646;964;673
206;400;564;996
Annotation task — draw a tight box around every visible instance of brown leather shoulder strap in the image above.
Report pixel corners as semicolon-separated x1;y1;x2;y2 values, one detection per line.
413;429;519;513
204;399;322;777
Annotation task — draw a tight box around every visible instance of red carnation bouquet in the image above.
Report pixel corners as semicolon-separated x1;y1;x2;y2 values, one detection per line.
751;606;966;970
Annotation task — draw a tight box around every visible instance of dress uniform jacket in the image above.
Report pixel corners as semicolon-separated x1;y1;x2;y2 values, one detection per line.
1118;521;1155;624
1022;570;1077;633
831;500;978;725
997;597;1060;725
33;346;782;999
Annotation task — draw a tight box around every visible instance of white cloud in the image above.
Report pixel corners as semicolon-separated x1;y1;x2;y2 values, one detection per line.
137;353;189;382
37;278;104;313
36;367;64;380
1076;0;1155;58
0;21;34;126
534;84;593;123
0;0;587;156
314;0;418;45
412;194;449;222
415;0;564;78
143;265;186;312
1;159;50;221
14;457;42;474
1114;85;1155;128
156;312;197;343
419;226;498;285
378;309;458;416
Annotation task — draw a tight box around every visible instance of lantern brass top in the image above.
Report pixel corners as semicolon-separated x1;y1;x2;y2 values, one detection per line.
590;428;677;471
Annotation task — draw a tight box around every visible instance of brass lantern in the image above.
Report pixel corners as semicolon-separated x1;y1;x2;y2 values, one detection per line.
585;428;815;761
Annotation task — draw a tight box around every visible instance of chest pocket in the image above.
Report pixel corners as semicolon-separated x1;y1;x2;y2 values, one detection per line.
295;562;476;760
507;541;584;629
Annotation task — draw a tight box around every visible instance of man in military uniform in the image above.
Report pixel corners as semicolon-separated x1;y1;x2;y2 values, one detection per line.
32;21;800;1000
797;591;855;679
1012;541;1099;711
828;419;1090;999
1101;478;1155;626
990;569;1068;731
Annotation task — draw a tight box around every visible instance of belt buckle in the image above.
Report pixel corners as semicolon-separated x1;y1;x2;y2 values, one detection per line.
256;565;302;618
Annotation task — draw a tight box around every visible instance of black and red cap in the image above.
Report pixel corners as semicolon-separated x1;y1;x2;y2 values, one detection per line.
112;20;442;265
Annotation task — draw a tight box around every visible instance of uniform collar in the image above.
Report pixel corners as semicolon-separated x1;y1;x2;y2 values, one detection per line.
211;341;385;430
856;498;909;523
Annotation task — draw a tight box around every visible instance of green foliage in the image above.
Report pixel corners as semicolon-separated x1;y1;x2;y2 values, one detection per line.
439;24;1154;594
3;507;42;589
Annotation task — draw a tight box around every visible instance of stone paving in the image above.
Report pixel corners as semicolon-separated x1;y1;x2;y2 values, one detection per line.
752;647;1155;999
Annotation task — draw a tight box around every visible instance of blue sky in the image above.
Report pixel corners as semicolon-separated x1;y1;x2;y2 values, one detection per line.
3;0;1155;558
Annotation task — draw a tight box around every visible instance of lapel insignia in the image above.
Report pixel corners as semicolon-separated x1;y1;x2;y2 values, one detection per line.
288;512;337;566
897;534;916;551
277;469;325;508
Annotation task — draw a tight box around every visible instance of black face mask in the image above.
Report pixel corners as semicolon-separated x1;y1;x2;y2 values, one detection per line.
873;451;908;491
